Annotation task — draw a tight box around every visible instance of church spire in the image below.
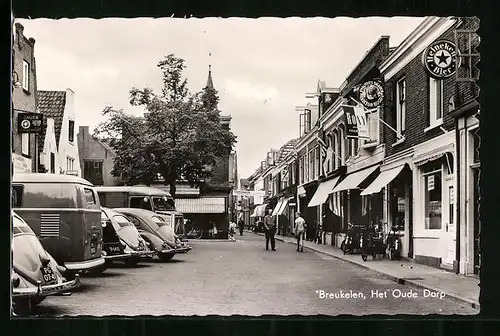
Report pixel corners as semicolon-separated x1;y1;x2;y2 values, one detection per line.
206;52;214;89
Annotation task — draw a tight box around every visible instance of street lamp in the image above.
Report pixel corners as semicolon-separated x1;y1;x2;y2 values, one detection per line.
12;71;21;89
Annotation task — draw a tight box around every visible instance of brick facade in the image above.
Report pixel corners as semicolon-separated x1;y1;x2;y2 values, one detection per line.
12;23;38;172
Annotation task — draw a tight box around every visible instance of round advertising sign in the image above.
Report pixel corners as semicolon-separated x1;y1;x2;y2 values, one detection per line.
20;119;31;129
423;40;460;79
359;80;384;108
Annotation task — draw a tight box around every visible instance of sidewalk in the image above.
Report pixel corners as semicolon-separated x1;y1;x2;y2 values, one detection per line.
250;230;480;310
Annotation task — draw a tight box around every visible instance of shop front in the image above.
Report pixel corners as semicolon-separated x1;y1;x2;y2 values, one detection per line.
412;131;456;270
332;163;382;246
307;174;342;245
453;102;480;276
360;149;414;258
297;181;318;241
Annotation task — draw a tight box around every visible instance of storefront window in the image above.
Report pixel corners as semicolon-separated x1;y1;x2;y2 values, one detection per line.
424;171;442;230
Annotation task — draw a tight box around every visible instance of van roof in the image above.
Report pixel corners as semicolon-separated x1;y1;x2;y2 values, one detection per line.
12;173;94;186
94;186;172;197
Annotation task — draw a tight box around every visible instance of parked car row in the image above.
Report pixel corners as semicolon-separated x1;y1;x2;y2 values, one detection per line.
11;174;191;315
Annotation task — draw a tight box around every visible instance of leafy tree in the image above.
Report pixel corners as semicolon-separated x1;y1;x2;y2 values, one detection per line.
93;54;237;198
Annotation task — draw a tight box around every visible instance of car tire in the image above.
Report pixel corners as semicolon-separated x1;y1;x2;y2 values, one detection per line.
158;253;174;262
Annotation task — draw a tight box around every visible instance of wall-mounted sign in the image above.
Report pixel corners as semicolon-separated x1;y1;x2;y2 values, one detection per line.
422;40;459;79
280;168;288;181
341;105;370;139
359;81;384;108
427;175;435;191
17;112;43;134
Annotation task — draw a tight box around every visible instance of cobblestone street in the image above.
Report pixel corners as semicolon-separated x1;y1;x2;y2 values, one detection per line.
28;233;477;316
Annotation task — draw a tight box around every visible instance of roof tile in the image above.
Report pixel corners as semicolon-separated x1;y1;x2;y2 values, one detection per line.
37;90;66;149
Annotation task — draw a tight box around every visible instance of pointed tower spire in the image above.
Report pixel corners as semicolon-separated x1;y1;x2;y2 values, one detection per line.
206;52;214;89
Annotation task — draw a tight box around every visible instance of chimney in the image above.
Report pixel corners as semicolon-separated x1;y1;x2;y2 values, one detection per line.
15;23;24;34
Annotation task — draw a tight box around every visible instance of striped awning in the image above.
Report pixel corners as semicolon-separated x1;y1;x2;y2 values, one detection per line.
175;197;226;214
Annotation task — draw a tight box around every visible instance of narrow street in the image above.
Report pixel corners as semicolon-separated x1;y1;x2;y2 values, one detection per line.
29;233;476;316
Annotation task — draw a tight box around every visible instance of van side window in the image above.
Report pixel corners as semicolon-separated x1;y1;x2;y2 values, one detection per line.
84;188;96;205
21;183;78;208
130;197;152;211
12;185;24;207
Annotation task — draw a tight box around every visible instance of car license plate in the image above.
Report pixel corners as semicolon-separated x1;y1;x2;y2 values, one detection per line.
41;266;57;284
109;246;121;253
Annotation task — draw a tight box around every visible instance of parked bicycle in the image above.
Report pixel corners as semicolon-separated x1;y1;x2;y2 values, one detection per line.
360;229;386;262
385;225;402;260
340;223;366;254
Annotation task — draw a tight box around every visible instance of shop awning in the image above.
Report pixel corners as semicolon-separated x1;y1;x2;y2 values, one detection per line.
250;206;259;218
175;197;226;214
297;185;306;198
360;165;405;196
332;165;380;193
256;204;268;217
277;199;289;215
308;177;340;207
272;201;284;216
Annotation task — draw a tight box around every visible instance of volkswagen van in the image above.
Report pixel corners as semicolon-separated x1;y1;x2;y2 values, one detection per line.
95;186;185;236
12;174;105;277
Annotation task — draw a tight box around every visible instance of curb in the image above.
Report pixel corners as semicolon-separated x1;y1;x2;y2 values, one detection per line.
186;239;237;243
255;232;479;310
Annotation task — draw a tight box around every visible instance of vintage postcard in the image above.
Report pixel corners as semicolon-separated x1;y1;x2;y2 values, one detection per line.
11;16;480;317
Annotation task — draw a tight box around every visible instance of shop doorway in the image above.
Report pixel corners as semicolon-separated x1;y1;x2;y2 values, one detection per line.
443;176;456;266
473;167;480;275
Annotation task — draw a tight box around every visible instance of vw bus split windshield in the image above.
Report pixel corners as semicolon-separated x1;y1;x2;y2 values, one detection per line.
152;197;176;212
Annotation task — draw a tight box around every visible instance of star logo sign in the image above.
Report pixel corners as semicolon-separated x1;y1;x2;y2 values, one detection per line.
434;50;451;68
423;40;459;78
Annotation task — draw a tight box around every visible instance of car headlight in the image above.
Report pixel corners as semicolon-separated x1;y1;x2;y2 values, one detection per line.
11;273;20;288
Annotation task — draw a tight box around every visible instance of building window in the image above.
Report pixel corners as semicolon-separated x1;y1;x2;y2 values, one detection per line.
66;157;75;171
22;60;30;92
338;125;345;165
326;133;333;173
429;77;443;126
364;108;380;144
396;78;406;135
304;153;309;182
50;152;55;173
348;139;358;159
299;157;303;184
424;170;442;230
68;120;74;142
309;150;315;181
315;146;320;179
472;128;480;165
21;133;30;156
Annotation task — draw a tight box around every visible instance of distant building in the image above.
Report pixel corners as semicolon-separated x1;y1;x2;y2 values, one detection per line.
37;89;81;176
77;126;125;186
12;23;38;173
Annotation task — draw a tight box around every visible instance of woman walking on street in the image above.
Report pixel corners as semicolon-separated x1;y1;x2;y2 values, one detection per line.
238;213;245;236
294;212;306;252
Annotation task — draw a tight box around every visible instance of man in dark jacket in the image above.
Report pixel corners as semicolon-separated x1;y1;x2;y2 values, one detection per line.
263;208;276;251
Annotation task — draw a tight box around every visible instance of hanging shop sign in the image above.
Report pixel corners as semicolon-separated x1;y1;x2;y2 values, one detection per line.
359;80;384;108
422;40;459;79
341;105;370;139
17;112;43;134
280;168;289;182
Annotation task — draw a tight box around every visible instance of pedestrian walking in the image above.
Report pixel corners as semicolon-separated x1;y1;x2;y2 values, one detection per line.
263;209;276;251
238;216;245;236
294;212;306;252
229;220;237;241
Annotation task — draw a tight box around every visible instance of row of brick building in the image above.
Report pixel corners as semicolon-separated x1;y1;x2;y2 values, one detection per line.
244;16;479;276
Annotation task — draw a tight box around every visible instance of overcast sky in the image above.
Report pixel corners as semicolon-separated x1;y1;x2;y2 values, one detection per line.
18;17;424;179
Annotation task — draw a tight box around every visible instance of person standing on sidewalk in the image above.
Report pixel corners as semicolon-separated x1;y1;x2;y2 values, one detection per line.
294;212;306;252
237;213;245;236
263;208;276;251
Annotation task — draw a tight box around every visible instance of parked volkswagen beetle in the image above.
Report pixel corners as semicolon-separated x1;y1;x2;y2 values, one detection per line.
113;208;177;261
101;207;155;266
12;211;80;314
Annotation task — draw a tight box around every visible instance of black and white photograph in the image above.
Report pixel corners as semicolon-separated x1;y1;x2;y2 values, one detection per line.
11;15;480;317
